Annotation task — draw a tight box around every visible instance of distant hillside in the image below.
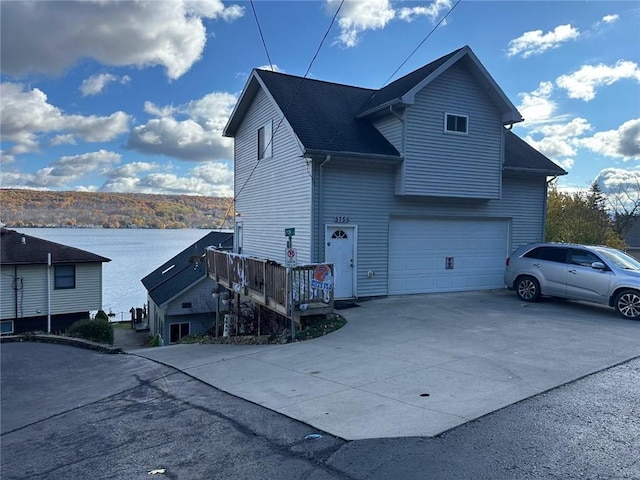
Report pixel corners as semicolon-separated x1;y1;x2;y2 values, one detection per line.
0;189;233;229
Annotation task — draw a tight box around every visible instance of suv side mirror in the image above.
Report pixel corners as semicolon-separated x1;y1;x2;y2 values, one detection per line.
591;262;605;270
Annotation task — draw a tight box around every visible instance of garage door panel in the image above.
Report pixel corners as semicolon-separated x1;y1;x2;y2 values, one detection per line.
389;218;509;295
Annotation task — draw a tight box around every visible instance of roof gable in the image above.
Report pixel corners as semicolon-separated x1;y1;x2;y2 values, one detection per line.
357;46;523;124
141;231;232;306
0;228;111;265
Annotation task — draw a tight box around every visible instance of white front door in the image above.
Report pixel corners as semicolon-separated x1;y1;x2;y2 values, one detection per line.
325;225;356;299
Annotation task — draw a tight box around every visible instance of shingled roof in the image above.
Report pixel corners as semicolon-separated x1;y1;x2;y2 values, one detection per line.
225;45;564;176
141;231;232;307
504;130;566;176
0;228;110;265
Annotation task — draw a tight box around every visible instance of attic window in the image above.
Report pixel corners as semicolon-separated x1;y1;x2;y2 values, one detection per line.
444;113;468;135
258;120;273;159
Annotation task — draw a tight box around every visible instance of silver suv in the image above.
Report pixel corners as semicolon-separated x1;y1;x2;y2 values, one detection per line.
504;243;640;319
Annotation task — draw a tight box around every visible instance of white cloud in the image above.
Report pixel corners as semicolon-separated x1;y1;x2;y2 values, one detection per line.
0;83;130;155
256;64;283;72
578;119;640;160
50;134;77;146
507;24;580;58
521;118;593;170
601;14;619;24
556;61;640;101
397;0;452;22
524;134;577;159
516;81;562;125
595;167;640;192
533;117;592;138
1;151;15;164
127;92;237;161
80;73;130;96
0;0;244;80
328;0;450;48
0;150;121;188
102;161;233;196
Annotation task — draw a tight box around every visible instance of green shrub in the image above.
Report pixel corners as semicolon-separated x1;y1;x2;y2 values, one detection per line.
95;310;109;321
67;318;114;345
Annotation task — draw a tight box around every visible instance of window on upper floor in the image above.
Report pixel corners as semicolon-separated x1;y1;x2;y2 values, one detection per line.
444;113;468;135
54;265;75;289
257;120;273;159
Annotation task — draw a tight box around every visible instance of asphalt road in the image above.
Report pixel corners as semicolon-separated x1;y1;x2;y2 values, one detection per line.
2;342;639;480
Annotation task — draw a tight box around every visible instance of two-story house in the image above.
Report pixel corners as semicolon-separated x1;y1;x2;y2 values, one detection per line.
223;46;566;300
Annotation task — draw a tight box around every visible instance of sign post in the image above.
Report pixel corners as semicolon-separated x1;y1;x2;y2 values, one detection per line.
284;228;296;341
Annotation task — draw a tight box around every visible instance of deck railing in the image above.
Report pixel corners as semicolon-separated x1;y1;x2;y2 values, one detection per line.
206;249;334;316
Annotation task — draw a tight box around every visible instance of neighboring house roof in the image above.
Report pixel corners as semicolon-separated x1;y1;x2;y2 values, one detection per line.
224;45;564;176
0;228;111;265
141;231;232;307
504;130;567;176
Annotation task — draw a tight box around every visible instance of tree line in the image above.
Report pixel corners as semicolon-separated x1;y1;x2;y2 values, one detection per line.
0;189;233;229
546;181;639;249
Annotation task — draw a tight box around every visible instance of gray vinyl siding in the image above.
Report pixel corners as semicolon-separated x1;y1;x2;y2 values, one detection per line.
403;62;503;199
320;162;545;297
165;277;218;316
373;115;403;153
234;87;312;262
1;263;103;320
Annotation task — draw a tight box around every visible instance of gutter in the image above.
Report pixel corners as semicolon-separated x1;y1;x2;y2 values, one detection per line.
303;148;402;162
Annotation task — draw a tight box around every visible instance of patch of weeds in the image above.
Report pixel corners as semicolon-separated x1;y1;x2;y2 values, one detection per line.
297;313;347;341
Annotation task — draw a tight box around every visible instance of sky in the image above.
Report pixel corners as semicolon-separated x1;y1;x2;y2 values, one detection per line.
1;0;639;198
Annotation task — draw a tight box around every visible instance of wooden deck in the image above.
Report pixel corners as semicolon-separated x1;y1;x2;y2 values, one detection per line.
205;249;334;317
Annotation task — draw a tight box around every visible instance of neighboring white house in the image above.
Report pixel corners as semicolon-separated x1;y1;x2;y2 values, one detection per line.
141;231;232;344
223;45;566;300
0;228;110;334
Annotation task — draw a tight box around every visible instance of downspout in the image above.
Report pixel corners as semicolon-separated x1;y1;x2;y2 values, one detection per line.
47;253;51;333
318;155;331;261
542;175;559;242
14;265;18;319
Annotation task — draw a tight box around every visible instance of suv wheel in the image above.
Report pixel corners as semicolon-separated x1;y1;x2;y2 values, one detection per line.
516;276;541;302
615;290;640;320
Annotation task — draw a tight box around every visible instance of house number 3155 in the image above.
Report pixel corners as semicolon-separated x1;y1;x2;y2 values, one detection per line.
335;216;350;223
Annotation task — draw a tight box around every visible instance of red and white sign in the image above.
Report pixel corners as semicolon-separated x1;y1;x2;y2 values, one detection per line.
285;247;297;267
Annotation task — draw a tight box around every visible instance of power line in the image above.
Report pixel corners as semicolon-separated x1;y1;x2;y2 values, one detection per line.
380;0;461;88
249;0;273;72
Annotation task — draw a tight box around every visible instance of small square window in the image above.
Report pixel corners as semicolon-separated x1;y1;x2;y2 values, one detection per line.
444;113;468;134
181;302;192;309
257;120;273;159
54;265;75;289
1;320;14;335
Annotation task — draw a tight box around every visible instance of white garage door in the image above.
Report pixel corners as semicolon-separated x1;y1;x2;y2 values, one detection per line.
389;218;509;295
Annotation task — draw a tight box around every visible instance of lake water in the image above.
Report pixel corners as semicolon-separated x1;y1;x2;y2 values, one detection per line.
15;228;213;320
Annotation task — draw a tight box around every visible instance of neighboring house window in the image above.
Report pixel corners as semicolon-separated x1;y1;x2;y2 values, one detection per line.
54;265;75;289
444;113;468;134
257;120;273;159
1;320;14;335
181;302;192;308
170;322;190;343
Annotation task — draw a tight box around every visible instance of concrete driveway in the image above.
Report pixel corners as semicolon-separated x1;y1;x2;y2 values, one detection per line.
131;290;640;440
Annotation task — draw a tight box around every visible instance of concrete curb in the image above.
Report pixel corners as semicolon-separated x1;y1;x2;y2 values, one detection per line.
0;333;123;354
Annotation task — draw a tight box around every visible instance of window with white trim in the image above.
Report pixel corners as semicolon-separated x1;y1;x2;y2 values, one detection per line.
1;320;14;335
444;113;468;134
257;120;273;159
54;265;75;289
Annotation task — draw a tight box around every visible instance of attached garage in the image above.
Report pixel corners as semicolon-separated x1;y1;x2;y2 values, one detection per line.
388;217;510;294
